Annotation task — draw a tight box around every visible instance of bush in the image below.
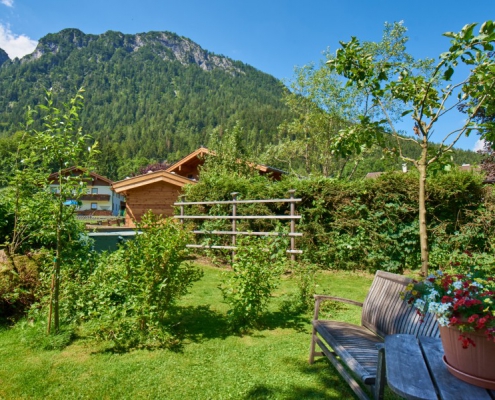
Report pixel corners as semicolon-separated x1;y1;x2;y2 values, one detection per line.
0;252;45;324
79;212;203;350
221;232;289;331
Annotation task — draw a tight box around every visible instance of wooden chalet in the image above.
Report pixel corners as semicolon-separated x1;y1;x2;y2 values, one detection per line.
112;147;284;227
166;147;285;181
112;171;195;227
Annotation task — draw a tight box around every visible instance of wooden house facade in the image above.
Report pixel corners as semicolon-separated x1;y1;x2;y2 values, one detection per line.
112;171;195;227
112;147;284;227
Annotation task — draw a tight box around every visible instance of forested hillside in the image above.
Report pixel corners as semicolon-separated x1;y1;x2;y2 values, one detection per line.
0;29;291;179
0;28;481;180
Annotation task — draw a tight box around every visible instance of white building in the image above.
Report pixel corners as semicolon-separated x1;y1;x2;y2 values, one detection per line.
49;167;125;216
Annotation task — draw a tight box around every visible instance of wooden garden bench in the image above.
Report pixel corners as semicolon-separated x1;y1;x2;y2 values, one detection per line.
309;270;439;400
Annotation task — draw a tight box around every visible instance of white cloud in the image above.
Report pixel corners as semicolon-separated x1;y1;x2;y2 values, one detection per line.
0;24;37;59
1;0;14;7
473;138;486;152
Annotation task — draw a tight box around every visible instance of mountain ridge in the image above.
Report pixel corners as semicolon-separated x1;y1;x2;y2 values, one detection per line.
0;28;291;179
21;28;243;75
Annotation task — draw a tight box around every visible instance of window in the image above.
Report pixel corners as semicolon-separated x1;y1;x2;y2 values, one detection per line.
91;188;98;194
91;203;97;210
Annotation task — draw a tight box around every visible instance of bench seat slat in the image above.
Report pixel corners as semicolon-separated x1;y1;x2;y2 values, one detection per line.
313;320;383;384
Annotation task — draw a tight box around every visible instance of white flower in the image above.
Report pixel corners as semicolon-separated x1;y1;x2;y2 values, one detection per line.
428;301;451;316
427;289;439;301
414;299;426;313
437;316;450;326
452;281;463;290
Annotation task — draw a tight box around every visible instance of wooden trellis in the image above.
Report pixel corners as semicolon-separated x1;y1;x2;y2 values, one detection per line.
174;190;302;261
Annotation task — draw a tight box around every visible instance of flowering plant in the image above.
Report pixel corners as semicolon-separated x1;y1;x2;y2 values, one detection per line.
403;270;495;348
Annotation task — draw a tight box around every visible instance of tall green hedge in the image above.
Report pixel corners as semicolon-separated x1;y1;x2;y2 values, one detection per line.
184;170;494;272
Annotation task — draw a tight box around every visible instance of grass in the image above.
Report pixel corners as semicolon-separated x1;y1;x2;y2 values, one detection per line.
0;265;377;399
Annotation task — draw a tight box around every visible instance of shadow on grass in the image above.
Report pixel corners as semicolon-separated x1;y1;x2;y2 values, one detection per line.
243;357;357;400
168;301;310;344
257;308;309;333
168;305;230;343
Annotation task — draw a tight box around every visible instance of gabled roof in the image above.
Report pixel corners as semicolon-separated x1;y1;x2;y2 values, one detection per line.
112;170;195;193
365;172;385;179
49;167;114;185
165;147;209;174
166;147;285;177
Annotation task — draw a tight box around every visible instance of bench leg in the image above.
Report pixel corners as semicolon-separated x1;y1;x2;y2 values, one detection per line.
374;347;386;400
309;328;317;364
309;328;324;363
314;336;371;400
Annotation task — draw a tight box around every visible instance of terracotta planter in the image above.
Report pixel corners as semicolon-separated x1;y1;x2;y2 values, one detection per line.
439;325;495;389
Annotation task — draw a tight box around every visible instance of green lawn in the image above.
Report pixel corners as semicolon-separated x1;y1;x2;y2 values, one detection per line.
0;265;377;399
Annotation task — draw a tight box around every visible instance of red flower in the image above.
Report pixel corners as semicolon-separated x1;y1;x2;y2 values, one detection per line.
441;296;453;303
468;314;479;323
458;334;476;349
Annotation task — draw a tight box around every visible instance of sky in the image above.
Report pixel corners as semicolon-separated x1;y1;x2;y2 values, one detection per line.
1;0;494;151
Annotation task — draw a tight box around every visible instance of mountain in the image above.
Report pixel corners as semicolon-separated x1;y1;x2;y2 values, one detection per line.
0;28;481;180
0;49;9;67
0;29;291;179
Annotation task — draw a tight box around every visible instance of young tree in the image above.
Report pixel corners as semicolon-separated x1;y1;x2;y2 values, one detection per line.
327;21;495;275
200;122;255;179
24;89;97;333
270;22;417;178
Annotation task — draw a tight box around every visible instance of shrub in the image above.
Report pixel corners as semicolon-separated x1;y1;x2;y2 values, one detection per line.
221;232;289;331
0;252;43;324
80;212;202;350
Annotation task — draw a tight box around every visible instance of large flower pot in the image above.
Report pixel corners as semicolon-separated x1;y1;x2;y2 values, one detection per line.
439;325;495;389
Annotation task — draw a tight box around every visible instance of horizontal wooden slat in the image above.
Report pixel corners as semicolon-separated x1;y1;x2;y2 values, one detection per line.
186;244;302;254
175;198;302;206
187;244;236;250
313;320;382;384
314;336;371;400
175;215;301;220
192;230;303;237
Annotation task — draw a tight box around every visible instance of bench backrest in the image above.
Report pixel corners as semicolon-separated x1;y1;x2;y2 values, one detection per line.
361;270;439;339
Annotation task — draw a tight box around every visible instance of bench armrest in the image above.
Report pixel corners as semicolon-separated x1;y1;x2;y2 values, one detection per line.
313;295;364;320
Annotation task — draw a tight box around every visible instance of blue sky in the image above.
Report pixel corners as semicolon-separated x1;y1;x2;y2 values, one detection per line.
1;0;494;151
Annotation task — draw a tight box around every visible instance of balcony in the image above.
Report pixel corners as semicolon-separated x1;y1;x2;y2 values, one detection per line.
80;194;111;201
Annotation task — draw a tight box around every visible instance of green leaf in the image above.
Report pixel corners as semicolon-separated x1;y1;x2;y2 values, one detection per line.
443;66;454;81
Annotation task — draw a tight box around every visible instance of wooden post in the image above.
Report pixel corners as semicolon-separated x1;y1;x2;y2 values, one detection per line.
179;195;185;224
288;189;296;263
231;192;238;263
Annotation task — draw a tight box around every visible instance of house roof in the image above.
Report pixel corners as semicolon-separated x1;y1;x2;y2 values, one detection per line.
112;170;196;194
165;147;209;173
166;147;286;176
49;167;114;185
365;172;385;179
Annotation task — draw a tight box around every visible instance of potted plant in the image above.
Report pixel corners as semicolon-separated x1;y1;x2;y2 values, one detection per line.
403;268;495;389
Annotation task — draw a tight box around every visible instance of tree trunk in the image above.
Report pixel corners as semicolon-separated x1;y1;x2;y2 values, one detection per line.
418;145;429;276
48;188;63;334
54;200;63;333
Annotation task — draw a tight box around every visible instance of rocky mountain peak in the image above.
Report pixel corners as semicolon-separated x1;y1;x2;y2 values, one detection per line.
0;48;10;66
25;28;241;74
